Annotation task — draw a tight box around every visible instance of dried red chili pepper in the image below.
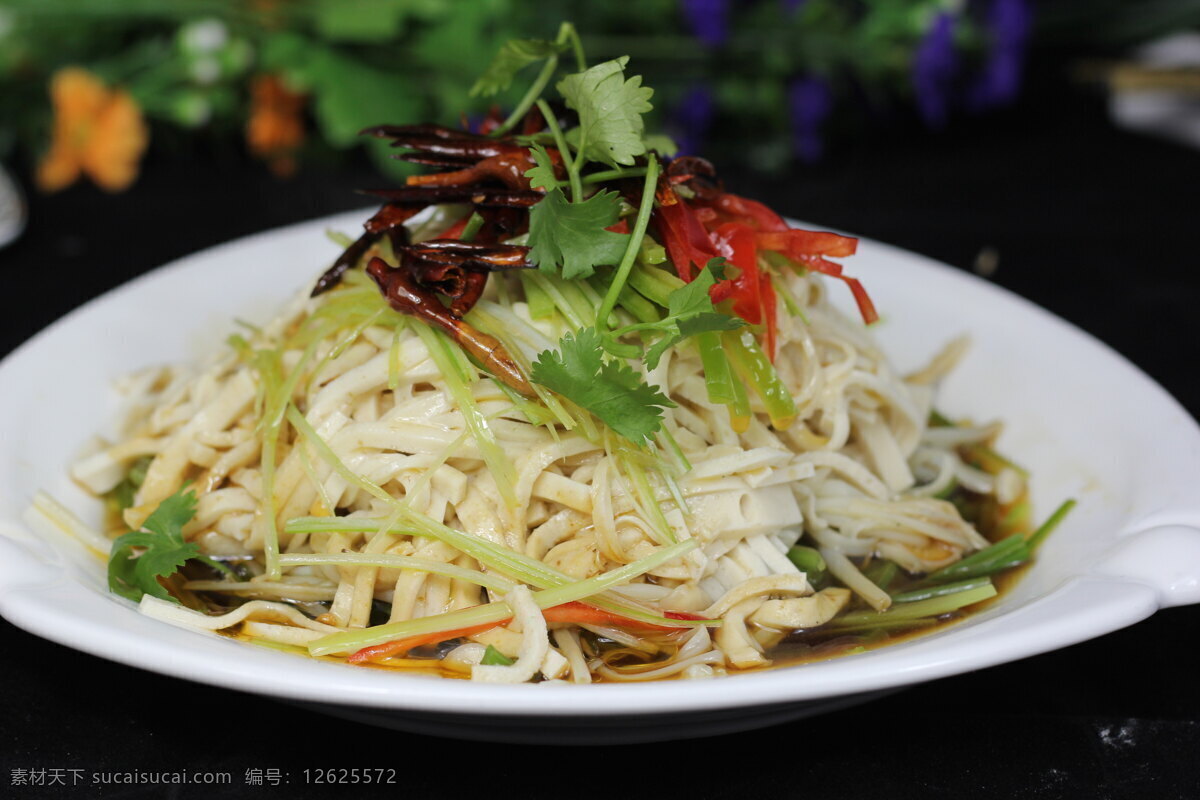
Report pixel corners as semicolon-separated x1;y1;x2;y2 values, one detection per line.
365;257;534;396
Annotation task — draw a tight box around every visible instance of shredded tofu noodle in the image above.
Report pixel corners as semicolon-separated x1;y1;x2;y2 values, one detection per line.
55;240;1030;683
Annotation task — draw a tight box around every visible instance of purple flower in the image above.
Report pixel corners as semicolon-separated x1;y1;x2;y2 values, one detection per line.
968;0;1032;110
781;0;807;13
788;76;832;163
912;12;959;128
680;0;730;48
669;83;716;156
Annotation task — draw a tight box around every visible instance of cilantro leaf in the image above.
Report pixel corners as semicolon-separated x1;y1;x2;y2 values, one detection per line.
642;259;743;369
107;487;201;603
526;188;630;280
524;143;558;191
470;38;566;97
532;327;675;445
557;56;653;167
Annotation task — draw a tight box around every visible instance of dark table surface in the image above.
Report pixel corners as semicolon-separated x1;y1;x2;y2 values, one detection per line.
1;73;1198;800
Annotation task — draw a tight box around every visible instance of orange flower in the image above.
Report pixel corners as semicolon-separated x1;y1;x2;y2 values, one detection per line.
246;74;306;176
37;67;149;193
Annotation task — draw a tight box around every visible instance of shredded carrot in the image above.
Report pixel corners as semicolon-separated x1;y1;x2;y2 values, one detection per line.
348;601;707;665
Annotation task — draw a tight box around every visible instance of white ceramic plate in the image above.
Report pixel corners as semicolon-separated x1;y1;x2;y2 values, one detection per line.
2;211;1199;744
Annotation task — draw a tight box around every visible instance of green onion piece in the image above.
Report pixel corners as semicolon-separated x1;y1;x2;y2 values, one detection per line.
923;535;1029;584
459;212;485;242
823;617;941;635
723;330;796;429
481;645;515;666
891;576;992;603
862;559;900;591
325;229;355;248
831;583;997;629
928;409;954;427
1027;498;1076;551
786;545;826;576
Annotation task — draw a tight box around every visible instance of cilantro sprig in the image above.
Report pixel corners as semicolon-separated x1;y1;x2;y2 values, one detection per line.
558;56;654;168
527;189;630;281
531;327;675;446
610;259;744;369
108;486;233;604
472;26;731;447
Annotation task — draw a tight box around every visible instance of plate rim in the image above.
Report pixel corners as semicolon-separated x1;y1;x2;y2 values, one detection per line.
1;209;1197;718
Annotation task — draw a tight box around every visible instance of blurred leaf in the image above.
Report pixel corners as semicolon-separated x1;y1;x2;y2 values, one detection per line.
262;33;420;146
311;0;411;43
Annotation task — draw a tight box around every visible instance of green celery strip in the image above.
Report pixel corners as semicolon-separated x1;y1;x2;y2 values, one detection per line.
595;274;660;325
490;380;560;428
891;577;993;603
723;330;797;428
302;312;383;395
616;450;677;545
629;262;684;307
657;425;692;474
250;639;310;655
770;274;809;324
278;553;511;593
387;321;405;391
725;357;752;432
413;324;518;508
294;437;335;518
279;422;702;628
308;538;701;656
596;154;661;331
696;331;737;405
830;583;997;630
466;306;577;431
402;430;470;511
554;277;600;326
253;335;322;579
523;274;557;320
522;272;590;329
